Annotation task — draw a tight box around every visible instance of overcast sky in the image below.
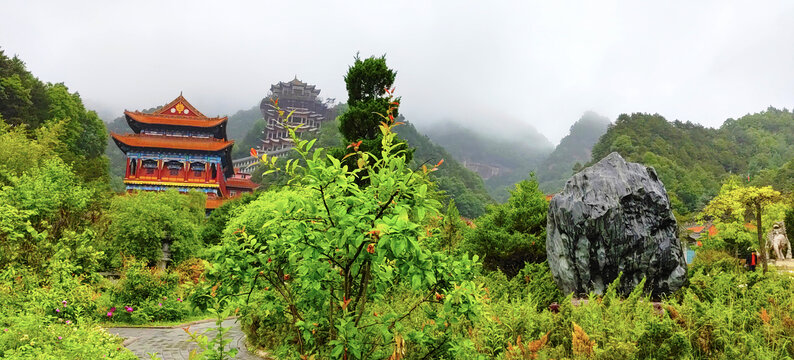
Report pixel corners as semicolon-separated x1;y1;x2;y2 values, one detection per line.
2;1;793;144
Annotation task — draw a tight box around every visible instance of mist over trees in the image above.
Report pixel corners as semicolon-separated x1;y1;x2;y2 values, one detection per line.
536;111;611;192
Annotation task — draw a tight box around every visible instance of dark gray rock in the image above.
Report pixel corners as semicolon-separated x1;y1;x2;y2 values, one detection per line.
546;152;687;297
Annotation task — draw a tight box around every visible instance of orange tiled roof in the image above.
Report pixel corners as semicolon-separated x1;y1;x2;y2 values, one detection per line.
125;111;227;128
744;223;757;231
111;133;233;152
225;177;259;190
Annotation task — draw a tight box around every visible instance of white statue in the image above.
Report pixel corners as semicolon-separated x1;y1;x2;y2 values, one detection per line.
767;222;792;260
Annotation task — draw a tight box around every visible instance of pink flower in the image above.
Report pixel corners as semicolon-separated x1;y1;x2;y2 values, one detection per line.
110;307;116;312
107;312;113;317
3;328;8;332
158;303;163;307
62;300;67;305
58;336;62;340
125;306;133;313
177;298;182;302
65;320;71;325
55;308;60;313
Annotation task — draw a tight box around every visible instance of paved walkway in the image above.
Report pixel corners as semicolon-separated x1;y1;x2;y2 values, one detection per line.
107;319;259;360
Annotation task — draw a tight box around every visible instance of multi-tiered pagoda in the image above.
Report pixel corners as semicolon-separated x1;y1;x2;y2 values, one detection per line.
111;94;257;209
257;77;334;155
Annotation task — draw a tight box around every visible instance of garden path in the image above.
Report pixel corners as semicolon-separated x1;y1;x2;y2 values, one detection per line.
107;318;260;360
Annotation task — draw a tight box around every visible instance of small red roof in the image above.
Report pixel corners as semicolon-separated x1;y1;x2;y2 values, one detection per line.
111;132;233;152
125;111;227;128
225;177;259;190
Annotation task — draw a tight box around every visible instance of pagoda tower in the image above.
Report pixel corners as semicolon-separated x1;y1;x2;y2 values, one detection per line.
111;95;255;209
258;77;334;155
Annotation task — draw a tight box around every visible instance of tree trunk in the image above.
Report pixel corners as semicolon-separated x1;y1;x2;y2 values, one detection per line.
757;202;767;274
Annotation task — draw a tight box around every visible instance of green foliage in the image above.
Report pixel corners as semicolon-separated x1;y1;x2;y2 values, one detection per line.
199;192;257;245
0;266;136;359
0;49;51;129
203;95;483;359
701;180;783;272
106;190;204;266
338;55;396;142
688;250;742;276
0;156;96;270
463;176;548;277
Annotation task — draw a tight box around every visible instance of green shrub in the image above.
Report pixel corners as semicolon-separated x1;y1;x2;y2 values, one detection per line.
689;249;742;276
462;176;548;277
105;259;191;323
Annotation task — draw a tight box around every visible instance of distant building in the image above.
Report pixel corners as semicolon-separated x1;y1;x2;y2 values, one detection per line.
257;77;335;155
111;94;257;210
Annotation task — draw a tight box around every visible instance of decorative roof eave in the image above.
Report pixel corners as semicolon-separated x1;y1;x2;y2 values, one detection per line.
125;111;228;128
110;132;234;152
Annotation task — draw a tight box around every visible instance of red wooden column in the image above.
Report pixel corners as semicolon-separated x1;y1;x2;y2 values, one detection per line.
157;159;163;180
125;158;130;178
205;162;210;183
184;161;189;182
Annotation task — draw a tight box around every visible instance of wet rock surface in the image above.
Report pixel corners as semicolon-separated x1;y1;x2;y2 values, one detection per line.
546;152;687;297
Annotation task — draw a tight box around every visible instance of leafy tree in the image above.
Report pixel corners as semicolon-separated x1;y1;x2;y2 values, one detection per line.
462;175;547;277
336;55;411;167
202;95;482;359
106;190;204;266
702;180;782;273
0;49;110;185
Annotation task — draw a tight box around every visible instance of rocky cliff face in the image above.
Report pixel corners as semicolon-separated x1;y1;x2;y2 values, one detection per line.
546;152;687;297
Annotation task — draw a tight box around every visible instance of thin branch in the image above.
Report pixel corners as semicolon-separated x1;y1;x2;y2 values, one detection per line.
318;184;336;227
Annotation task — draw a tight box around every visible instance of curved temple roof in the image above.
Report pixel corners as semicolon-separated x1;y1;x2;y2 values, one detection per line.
111;133;233;152
125;111;228;128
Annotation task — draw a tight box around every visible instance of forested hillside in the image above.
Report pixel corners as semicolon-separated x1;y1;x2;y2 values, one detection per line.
590;107;794;215
537;112;610;192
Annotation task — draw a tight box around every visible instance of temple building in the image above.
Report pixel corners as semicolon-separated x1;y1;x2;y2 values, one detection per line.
111;94;258;209
257;77;335;155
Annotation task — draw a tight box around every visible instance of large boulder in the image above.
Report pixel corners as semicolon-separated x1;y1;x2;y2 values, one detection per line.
546;152;687;297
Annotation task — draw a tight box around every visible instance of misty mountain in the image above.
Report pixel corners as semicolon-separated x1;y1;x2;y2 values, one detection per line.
394;121;494;218
537;111;611;192
422;121;553;202
227;106;262;142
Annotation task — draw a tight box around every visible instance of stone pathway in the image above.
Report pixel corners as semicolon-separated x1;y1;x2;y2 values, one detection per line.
107;319;259;360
